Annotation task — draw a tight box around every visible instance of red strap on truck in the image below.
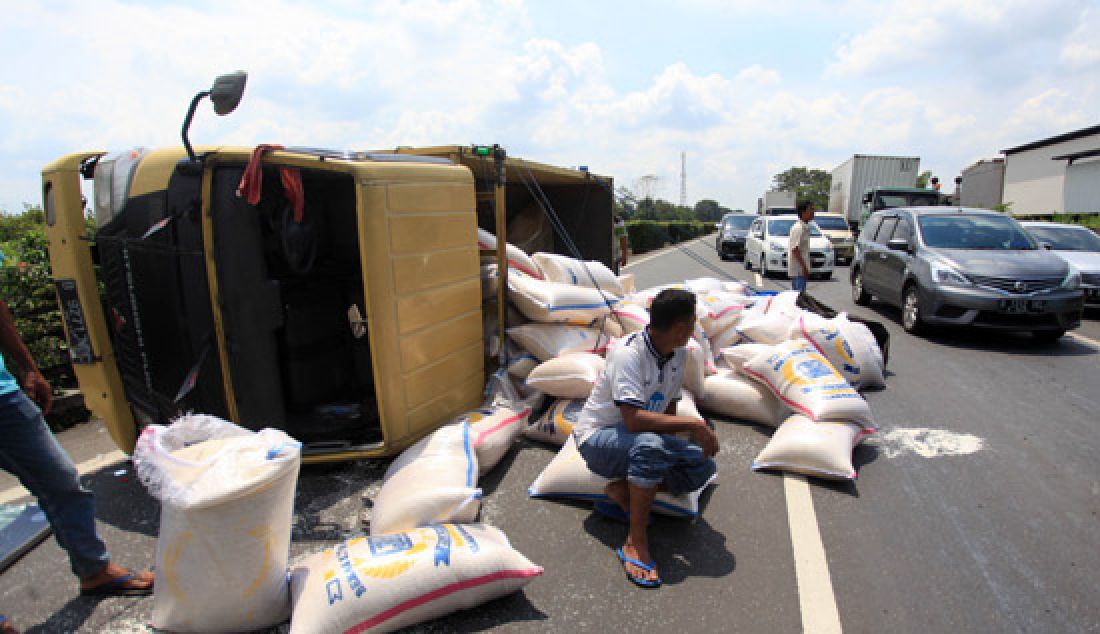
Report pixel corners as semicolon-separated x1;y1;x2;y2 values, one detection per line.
236;144;305;222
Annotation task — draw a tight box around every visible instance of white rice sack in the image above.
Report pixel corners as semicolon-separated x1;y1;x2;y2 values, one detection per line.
700;369;782;426
742;340;875;429
524;398;583;446
506;353;538;380
709;326;747;351
617;273;636;295
717;343;775;373
458;406;532;476
370;423;481;536
792;313;885;390
532;252;625;297
608;303;649;334
629;283;687;309
684;339;708;399
676;389;703;421
736;308;800;345
569;315;623;339
722;280;751;295
135;421;302;634
752;414;874;481
477;227;543;278
506;323;610;362
692;323;718;375
528;436;714;518
674;390;704;442
751;291;801;318
684;277;730;294
508;274;619;323
288;524;542;634
525;353;605;400
697;292;752;339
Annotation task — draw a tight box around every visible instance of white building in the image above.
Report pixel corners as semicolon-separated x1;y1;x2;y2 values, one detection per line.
959;159;1004;209
1001;124;1100;216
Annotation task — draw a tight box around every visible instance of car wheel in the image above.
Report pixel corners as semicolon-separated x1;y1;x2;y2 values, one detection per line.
1032;329;1066;342
851;268;871;305
901;284;925;335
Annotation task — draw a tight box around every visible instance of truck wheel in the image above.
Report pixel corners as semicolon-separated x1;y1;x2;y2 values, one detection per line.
901;284;925;335
851;268;871;305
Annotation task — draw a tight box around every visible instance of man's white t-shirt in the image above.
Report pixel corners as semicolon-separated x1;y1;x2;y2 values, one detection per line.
573;330;686;444
788;219;811;278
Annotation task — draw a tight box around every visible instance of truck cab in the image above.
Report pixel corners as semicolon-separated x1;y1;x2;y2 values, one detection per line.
858;186;947;229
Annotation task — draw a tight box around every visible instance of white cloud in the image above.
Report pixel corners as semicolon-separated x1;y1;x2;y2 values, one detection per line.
1060;6;1100;67
0;0;1097;215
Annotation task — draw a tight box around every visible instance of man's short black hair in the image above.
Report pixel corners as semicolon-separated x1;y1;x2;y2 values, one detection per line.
797;200;814;217
649;289;696;330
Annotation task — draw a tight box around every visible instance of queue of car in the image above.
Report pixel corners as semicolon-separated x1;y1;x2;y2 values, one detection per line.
713;207;1095;341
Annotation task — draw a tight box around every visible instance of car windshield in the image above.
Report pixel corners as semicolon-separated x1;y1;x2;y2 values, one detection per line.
918;214;1037;250
769;218;822;237
813;216;849;230
1026;225;1100;251
724;215;754;230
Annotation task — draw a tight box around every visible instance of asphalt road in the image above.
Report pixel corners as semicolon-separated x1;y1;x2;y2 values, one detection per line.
2;234;1098;633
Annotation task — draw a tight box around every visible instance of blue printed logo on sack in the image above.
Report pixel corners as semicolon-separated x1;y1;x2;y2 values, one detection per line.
795;359;834;380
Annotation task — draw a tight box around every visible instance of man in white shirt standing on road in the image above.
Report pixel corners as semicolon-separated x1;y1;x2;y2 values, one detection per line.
788;200;815;292
573;288;719;589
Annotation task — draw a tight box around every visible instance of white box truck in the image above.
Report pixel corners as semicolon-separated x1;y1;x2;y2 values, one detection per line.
829;155;927;228
757;189;797;215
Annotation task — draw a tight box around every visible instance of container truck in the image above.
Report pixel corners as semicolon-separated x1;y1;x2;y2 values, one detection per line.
829;155;927;228
757;189;797;215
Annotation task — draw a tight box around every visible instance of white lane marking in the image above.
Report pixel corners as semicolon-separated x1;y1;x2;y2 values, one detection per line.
784;473;844;634
1068;332;1100;350
623;236;713;269
0;449;128;504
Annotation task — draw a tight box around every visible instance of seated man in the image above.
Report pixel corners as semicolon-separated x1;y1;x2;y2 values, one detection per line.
573;288;719;588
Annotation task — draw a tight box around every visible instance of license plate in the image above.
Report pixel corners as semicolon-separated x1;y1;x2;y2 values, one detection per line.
1000;299;1045;313
811;257;825;266
55;279;96;365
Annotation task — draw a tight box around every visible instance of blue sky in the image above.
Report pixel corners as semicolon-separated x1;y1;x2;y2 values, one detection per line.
1;0;1097;214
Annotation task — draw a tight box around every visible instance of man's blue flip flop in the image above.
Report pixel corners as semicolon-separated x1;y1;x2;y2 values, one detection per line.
616;547;662;588
594;500;652;525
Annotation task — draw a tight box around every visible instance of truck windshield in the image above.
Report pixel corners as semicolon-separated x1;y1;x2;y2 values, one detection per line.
769;219;823;237
1026;225;1100;251
878;193;941;208
724;215;754;230
813;216;849;230
918;215;1037;250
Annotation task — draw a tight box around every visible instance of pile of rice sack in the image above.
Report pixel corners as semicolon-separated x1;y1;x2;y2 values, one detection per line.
482;227;887;484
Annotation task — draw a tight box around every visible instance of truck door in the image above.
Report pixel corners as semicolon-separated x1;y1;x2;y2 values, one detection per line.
863;215;897;298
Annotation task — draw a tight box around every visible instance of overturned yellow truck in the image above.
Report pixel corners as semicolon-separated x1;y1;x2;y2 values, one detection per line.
42;73;613;463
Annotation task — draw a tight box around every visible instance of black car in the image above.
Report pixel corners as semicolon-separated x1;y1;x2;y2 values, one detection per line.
850;207;1084;340
716;213;754;260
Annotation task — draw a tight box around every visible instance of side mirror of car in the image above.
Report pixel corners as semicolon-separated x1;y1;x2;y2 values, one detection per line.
887;238;912;253
1040;241;1053;250
715;222;722;229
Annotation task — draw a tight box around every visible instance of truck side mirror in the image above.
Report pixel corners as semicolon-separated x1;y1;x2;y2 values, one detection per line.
210;71;248;116
862;193;873;204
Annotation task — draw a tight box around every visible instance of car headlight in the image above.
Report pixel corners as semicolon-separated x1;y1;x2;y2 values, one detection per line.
769;242;785;253
1061;265;1081;291
928;259;971;287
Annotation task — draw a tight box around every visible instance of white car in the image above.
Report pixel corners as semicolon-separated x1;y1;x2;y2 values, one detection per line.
1023;221;1100;305
744;216;835;279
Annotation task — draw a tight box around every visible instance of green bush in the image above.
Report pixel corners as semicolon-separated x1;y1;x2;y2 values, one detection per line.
626;220;714;255
1;208;90;430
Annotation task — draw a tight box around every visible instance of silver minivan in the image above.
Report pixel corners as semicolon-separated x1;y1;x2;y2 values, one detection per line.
850;207;1084;339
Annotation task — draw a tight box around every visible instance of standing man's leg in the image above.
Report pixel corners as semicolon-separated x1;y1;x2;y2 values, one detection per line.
791;275;807;292
0;390;152;594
